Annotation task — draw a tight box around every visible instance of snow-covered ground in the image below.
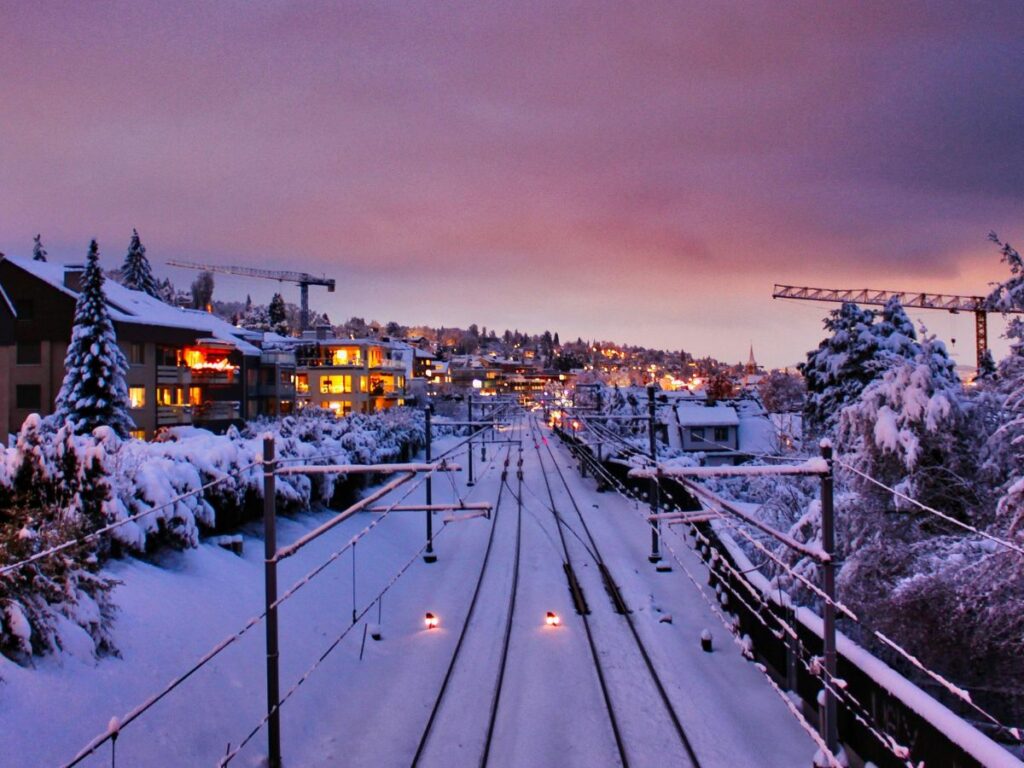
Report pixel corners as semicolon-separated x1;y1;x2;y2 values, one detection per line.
1;417;817;767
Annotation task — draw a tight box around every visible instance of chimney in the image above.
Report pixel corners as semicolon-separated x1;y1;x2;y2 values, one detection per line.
64;264;86;292
316;324;330;341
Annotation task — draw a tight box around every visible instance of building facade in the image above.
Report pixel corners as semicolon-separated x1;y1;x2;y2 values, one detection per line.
0;255;295;440
292;336;407;415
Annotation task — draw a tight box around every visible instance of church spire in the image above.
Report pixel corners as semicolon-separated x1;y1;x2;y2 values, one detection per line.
746;344;757;375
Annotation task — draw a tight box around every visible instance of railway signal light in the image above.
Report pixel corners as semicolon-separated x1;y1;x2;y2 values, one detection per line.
424;612;439;630
545;611;560;627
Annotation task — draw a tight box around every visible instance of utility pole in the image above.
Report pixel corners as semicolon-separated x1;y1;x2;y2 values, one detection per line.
467;395;475;486
424;406;437;563
820;440;839;756
263;437;282;768
646;386;666;569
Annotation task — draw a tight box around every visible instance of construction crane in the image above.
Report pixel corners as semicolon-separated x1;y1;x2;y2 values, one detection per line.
772;284;1024;369
166;260;336;332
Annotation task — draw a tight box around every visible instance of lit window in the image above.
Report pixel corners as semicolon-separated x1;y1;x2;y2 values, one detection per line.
129;387;146;409
129;429;146;441
296;374;309;394
320;375;352;394
189;387;202;405
331;348;360;366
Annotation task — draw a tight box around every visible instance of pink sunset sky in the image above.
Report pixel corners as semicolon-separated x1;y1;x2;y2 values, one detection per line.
2;2;1022;367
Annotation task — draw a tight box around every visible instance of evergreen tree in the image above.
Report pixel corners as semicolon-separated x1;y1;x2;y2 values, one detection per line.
190;271;215;309
873;296;921;367
120;229;159;297
32;234;47;262
799;302;880;435
268;292;288;335
54;241;134;439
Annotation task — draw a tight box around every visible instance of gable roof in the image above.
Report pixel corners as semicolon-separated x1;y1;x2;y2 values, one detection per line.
674;403;739;427
2;254;261;355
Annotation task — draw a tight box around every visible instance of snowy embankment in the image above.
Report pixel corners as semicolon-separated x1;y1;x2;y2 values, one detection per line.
0;432;464;768
0;409;429;665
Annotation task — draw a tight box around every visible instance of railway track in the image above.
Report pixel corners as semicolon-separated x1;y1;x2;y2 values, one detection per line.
411;412;525;768
528;415;703;768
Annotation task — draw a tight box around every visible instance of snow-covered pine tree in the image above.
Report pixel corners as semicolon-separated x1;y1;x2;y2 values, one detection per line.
838;332;972;521
120;229;159;296
32;234;47;262
54;241;135;439
799;302;880;435
268;292;288;335
872;296;922;370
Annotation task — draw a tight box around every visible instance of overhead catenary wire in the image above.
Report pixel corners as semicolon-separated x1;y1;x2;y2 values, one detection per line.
553;427;957;764
837;458;1024;558
219;514;457;766
1;459;264;577
62;461;438;767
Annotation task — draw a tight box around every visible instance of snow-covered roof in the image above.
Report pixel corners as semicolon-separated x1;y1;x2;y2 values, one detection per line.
738;414;776;454
3;255;262;356
674;403;739;427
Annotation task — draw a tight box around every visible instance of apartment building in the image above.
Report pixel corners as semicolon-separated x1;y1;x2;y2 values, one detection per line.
291;336;407;415
0;254;295;439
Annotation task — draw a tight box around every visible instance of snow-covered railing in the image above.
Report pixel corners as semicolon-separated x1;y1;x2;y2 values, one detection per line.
628;458;828;479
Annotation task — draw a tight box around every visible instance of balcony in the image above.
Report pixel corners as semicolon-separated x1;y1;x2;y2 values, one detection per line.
189;367;239;385
192;401;241;422
157;365;192;386
157;404;192;427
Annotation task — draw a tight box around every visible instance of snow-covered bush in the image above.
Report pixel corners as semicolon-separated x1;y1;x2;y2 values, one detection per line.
0;407;425;664
0;419;119;663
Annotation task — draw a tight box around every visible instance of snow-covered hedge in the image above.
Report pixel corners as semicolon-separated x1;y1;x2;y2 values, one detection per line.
0;407;425;664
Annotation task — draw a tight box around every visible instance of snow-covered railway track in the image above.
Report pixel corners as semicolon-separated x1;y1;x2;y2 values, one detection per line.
530;416;703;768
411;417;525;768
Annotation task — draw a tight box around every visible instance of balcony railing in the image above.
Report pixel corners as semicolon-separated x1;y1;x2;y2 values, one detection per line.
157;404;192;427
192;401;241;422
157;365;192;386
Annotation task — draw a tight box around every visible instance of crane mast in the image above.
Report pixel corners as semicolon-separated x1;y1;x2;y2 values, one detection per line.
772;283;1024;370
166;260;336;332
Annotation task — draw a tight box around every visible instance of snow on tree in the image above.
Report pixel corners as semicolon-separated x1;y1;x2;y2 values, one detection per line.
268;292;288;335
119;228;159;296
0;418;117;662
54;240;135;439
981;233;1024;535
838;332;973;522
872;296;922;366
800;302;880;435
32;234;47;262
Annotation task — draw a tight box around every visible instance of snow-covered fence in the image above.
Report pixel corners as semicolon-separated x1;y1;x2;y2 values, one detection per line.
564;430;1023;768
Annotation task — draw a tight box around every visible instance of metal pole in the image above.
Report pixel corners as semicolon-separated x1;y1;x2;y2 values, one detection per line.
424;406;436;563
299;282;310;332
467;395;475;486
263;436;282;768
647;391;663;565
647;386;665;567
820;440;839;756
480;402;487;462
